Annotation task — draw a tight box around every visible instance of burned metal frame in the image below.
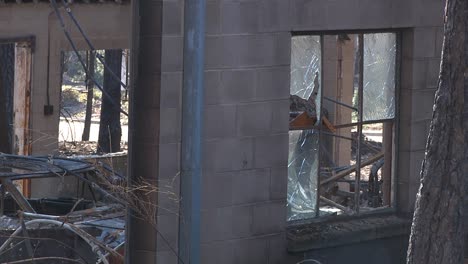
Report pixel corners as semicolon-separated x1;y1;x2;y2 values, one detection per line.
0;154;125;214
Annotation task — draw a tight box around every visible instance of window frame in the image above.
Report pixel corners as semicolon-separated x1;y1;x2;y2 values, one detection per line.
287;30;402;225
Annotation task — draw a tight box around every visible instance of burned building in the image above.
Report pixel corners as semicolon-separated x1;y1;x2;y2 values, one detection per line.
0;0;455;263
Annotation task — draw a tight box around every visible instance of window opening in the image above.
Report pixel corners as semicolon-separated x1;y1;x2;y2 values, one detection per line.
59;49;129;156
288;32;397;221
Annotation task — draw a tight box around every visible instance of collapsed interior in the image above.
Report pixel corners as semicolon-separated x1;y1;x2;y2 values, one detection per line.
288;32;397;221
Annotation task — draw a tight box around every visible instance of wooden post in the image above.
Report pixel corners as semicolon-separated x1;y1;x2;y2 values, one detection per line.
13;42;32;197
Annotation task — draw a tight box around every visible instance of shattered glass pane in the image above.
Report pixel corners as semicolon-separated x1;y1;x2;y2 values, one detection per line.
288;35;322;221
288;130;319;221
290;36;321;100
363;33;396;121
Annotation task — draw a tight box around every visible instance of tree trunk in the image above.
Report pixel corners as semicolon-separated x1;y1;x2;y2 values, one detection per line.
98;49;122;153
406;0;467;263
82;51;94;141
0;44;14;154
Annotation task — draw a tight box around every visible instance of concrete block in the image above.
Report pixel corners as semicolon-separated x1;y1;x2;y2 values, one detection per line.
159;143;180;180
325;0;361;29
435;26;444;57
206;0;221;35
201;171;233;210
236;102;273;137
205;36;237;69
426;58;441;89
160;107;181;143
400;58;413;90
201;205;252;242
396;151;411;184
204;137;255;172
231;205;254;238
233;237;269;264
359;0;392;28
206;34;290;68
140;1;163;37
200;208;228;242
139;37;163;75
410;120;430;151
232;169;270;205
256;67;290;101
138;74;162;109
201;240;235;264
398;119;412;152
410;59;428;90
252;201;286;235
254;134;288;169
409;151;425;186
131;250;157;264
267;233;303;264
132;109;160;145
221;1;259;34
270;100;290;134
156;250;177;264
131;142;160;179
219;69;256;104
411;89;436;121
157;177;180;217
401;29;415;60
259;0;290;33
204;104;237;139
156;214;179;252
204;70;222;105
162;1;182;36
161;36;183;72
396;181;411;213
128;217;157;251
399;89;412;123
290;0;327;30
0;7;12;22
391;0;415;27
161;72;182;108
413;27;437;59
270;167;288;200
415;0;444;27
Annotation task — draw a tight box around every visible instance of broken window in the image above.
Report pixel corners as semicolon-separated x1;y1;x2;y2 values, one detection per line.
288;33;398;221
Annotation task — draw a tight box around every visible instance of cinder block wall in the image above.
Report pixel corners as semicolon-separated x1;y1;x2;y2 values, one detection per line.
157;0;295;263
157;0;446;263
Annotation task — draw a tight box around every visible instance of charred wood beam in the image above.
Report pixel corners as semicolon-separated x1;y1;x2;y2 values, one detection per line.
321;152;384;186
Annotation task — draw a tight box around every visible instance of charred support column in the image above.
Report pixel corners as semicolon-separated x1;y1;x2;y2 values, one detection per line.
126;0;163;263
178;1;206;264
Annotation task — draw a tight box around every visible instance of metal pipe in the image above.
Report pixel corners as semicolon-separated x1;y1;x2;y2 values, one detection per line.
178;0;206;263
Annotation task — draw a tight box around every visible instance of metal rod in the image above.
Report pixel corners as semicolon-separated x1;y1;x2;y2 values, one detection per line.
178;0;206;263
323;96;358;111
315;35;325;218
354;34;364;214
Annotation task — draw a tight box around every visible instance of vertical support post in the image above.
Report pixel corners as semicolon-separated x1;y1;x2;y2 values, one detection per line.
178;0;206;263
13;42;32;197
382;122;393;206
354;34;364;213
126;0;163;263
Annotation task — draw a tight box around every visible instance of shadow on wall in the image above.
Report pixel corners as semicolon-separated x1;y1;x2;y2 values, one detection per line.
303;236;409;264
